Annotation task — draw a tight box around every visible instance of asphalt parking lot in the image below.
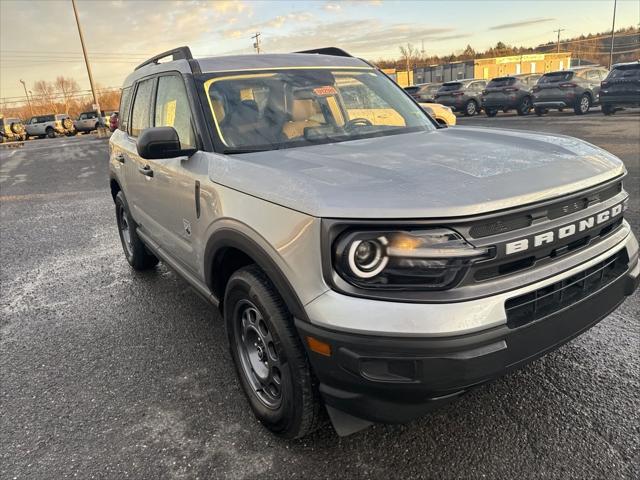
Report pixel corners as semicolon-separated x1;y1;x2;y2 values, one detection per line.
1;111;639;479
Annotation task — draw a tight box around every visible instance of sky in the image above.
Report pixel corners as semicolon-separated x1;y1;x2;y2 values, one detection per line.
1;0;639;101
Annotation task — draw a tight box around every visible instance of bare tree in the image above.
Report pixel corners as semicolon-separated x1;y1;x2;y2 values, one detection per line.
54;76;80;114
399;43;420;75
32;80;57;113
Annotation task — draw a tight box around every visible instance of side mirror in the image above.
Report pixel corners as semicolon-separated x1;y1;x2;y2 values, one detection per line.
137;126;195;159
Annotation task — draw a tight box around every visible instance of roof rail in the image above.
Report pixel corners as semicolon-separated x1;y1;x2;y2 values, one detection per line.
135;46;193;71
295;47;353;58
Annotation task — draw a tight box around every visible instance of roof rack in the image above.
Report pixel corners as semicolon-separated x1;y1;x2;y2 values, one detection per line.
135;46;193;71
295;47;353;58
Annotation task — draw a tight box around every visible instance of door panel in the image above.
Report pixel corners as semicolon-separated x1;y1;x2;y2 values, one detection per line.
138;73;200;272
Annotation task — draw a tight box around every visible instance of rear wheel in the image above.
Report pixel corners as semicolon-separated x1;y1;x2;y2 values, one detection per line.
574;94;591;115
45;127;56;138
602;104;616;115
225;265;322;439
534;106;547;116
517;97;532;116
485;107;498;117
115;191;158;270
463;100;478;116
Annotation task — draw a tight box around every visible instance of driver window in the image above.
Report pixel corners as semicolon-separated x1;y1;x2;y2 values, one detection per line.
154;75;195;149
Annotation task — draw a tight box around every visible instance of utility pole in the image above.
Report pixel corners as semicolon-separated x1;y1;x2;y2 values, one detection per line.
554;28;565;54
609;0;617;68
251;32;261;54
71;0;101;120
20;79;33;116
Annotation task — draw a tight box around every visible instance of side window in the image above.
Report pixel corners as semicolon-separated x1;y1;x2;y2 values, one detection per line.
130;78;154;137
154;75;195;148
119;86;132;132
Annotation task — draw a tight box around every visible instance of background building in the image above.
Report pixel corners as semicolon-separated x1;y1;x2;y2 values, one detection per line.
413;52;573;84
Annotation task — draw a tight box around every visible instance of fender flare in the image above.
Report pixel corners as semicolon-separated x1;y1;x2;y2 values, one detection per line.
204;227;309;321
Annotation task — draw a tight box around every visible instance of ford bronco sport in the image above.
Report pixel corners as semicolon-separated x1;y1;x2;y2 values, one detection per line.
109;47;639;439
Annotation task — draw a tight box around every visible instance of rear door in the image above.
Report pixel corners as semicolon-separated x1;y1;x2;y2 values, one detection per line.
140;73;200;271
121;77;156;226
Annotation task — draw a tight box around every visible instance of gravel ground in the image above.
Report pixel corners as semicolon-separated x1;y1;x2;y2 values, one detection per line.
1;111;639;480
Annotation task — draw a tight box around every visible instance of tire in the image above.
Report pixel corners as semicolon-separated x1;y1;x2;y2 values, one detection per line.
534;106;547;116
574;94;591;115
45;127;56;138
225;265;322;439
602;104;616;115
485;107;498;117
517;97;532;116
10;122;24;135
463;100;478;116
115;191;158;270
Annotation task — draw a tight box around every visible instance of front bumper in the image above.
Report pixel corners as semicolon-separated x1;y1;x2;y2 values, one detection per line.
299;231;639;424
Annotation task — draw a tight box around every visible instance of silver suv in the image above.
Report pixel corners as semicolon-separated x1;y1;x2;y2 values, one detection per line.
25;113;75;138
109;47;639;439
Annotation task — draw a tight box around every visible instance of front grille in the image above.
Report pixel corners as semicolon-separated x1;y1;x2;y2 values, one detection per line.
474;218;623;281
469;181;622;239
505;249;628;328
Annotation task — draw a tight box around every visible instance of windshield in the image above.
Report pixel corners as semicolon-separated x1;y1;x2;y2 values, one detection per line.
204;68;434;152
440;82;463;91
539;72;574;84
487;77;516;88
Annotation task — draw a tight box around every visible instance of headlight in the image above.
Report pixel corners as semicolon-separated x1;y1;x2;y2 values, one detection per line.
334;229;490;290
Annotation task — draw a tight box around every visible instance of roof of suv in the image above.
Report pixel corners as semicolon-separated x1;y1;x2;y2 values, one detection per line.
123;50;371;87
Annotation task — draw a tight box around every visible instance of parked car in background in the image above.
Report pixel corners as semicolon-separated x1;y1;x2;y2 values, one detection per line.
405;83;442;103
109;111;119;132
74;111;102;133
532;66;609;115
481;73;541;117
0;116;27;143
434;79;486;116
25;114;75;138
419;102;456;126
600;61;640;115
103;111;116;127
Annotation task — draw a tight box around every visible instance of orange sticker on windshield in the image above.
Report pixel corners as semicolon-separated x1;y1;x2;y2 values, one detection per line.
313;86;338;96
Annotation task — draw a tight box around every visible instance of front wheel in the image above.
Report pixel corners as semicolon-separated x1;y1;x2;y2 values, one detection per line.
45;128;56;138
463;100;478;116
115;191;158;270
602;104;616;115
225;265;322;439
517;97;532;116
534;106;547;116
574;94;591;115
485;107;498;117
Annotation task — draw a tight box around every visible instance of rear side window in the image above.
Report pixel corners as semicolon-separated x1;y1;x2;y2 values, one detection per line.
539;72;574;84
119;87;133;132
586;70;602;82
130;79;154;137
154;75;195;148
487;77;516;88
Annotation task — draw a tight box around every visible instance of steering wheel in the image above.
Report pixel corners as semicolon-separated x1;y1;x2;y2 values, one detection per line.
344;117;373;131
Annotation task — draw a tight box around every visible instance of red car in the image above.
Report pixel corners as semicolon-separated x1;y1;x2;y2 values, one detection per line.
109;112;119;132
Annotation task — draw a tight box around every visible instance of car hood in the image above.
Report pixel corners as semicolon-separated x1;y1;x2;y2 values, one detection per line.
208;127;625;219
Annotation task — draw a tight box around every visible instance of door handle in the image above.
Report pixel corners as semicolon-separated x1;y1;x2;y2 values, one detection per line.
138;165;154;177
115;153;125;164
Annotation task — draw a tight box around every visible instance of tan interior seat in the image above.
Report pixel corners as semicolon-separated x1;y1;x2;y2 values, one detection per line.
282;99;322;139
